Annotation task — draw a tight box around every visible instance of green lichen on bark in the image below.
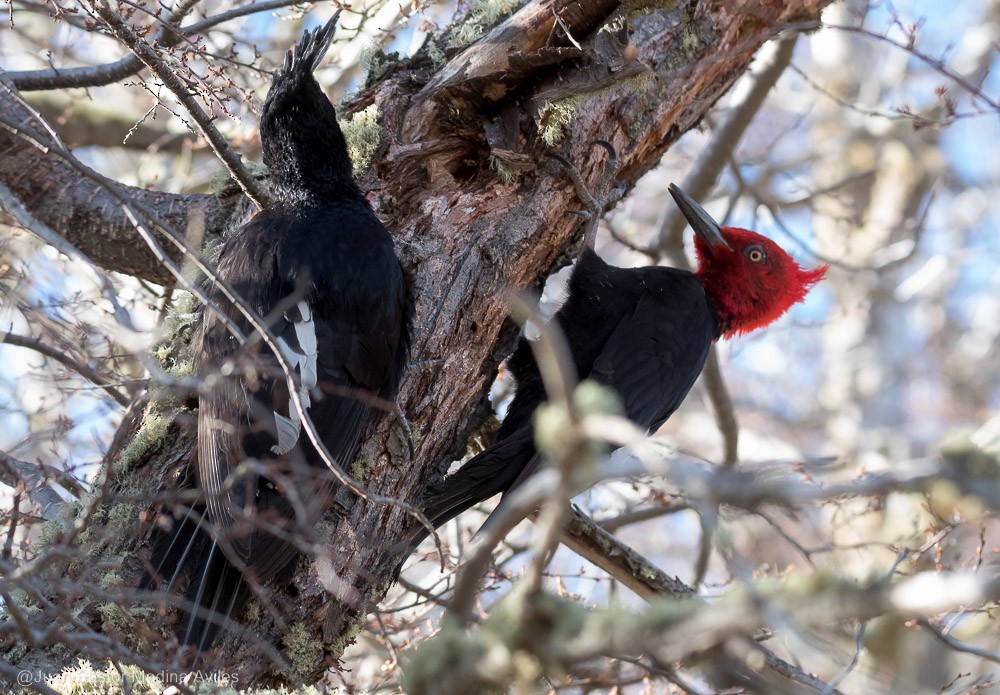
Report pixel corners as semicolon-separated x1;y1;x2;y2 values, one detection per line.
340;104;382;177
326;608;368;664
539;71;653;145
282;622;324;679
448;0;521;49
489;154;519;184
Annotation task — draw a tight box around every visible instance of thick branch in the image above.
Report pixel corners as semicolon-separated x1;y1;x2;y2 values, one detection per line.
0;73;227;286
559;507;694;599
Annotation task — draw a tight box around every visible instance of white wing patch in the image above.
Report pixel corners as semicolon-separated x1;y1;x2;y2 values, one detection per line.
272;300;319;455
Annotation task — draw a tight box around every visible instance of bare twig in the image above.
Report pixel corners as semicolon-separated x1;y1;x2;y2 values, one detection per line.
505;294;590;598
0;331;131;407
702;347;739;466
825;23;1000;114
89;0;270;210
918;619;1000;667
0;450;66;519
0;659;63;695
3;491;22;559
448;292;592;621
447;469;562;623
596;501;692;533
751;642;846;695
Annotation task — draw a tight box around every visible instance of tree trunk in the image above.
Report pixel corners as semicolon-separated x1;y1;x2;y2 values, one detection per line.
0;0;832;685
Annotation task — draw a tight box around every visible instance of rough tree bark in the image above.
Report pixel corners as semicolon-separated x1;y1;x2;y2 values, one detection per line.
0;0;832;685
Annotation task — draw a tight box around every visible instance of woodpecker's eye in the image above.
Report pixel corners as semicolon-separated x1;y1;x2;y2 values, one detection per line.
745;245;766;263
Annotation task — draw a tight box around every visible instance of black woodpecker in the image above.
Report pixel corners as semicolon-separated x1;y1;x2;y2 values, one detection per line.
145;12;411;650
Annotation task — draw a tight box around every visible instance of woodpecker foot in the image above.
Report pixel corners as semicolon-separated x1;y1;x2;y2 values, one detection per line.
405;357;446;374
547;140;626;252
391;401;415;460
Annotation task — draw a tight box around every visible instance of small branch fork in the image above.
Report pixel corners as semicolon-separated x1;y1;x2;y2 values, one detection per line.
87;0;270;210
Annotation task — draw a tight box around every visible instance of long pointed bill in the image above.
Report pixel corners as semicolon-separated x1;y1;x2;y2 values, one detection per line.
668;184;732;250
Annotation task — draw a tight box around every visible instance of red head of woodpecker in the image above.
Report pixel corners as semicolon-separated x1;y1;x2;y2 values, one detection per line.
669;184;828;338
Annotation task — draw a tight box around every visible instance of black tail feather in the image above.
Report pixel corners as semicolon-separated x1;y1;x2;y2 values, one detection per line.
143;502;249;653
407;429;538;553
291;10;341;75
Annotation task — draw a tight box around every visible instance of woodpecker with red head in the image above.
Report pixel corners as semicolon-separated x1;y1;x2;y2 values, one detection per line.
422;181;826;533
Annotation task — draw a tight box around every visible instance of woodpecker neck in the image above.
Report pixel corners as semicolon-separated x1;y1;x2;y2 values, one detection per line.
696;268;792;338
260;75;360;204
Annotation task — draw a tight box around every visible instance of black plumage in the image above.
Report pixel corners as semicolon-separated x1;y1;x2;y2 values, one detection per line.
422;247;718;530
145;13;411;648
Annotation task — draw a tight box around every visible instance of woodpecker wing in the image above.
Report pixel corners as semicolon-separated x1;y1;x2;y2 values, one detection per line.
588;276;717;430
196;304;258;571
195;206;407;579
467;275;715;536
507;274;716;487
